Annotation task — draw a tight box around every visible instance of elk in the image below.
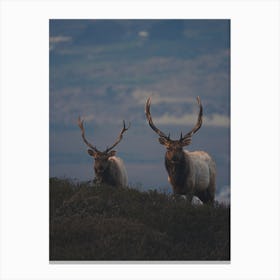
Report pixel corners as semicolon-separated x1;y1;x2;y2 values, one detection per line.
78;117;130;188
145;96;216;204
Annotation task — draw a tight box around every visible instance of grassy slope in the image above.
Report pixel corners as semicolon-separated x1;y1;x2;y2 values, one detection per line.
50;178;230;261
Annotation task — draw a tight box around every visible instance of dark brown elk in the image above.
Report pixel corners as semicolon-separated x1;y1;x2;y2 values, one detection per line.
145;97;216;204
78;117;130;187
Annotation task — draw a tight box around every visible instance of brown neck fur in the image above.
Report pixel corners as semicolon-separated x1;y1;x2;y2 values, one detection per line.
164;151;190;194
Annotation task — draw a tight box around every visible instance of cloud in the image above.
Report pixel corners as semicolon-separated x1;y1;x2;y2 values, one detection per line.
83;114;96;122
216;186;230;205
49;36;72;43
138;31;149;38
132;89;194;105
152;112;230;127
204;114;230;127
49;36;72;51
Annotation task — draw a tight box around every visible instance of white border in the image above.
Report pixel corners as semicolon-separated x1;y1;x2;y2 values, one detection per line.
1;1;279;279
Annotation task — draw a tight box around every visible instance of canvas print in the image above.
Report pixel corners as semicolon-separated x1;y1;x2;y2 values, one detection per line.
49;19;230;261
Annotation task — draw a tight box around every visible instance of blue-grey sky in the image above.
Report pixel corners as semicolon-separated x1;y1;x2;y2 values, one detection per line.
49;19;230;203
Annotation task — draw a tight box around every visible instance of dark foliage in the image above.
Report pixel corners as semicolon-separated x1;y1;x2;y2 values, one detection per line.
50;178;230;261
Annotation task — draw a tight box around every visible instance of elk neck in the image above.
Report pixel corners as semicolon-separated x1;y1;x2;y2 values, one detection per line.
164;150;191;187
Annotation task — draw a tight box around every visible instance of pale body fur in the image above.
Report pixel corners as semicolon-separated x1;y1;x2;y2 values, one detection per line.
188;150;215;193
104;156;128;187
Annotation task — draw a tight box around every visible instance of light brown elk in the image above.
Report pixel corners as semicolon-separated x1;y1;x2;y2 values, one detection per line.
78;117;130;187
145;97;216;204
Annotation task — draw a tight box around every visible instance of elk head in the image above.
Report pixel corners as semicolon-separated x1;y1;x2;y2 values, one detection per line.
145;96;203;157
78;117;130;181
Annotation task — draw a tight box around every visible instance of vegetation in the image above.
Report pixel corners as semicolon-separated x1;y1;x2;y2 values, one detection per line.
50;178;230;261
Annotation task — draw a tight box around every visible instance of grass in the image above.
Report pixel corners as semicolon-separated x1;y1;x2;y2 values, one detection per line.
50;178;230;261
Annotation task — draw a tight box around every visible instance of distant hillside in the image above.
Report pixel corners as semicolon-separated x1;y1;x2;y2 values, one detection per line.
50;178;230;261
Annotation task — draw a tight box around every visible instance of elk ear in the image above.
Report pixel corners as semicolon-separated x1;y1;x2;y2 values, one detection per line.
181;137;192;146
158;137;165;145
87;149;97;157
158;137;169;146
108;150;116;157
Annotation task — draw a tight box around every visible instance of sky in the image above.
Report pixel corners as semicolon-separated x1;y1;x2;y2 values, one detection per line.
49;19;230;203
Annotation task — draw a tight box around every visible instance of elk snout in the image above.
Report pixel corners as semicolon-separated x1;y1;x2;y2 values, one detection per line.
166;150;182;163
94;165;106;174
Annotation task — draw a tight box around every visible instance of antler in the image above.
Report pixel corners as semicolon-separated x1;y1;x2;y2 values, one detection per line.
145;97;170;141
77;116;99;152
104;120;131;153
179;96;203;143
145;96;203;146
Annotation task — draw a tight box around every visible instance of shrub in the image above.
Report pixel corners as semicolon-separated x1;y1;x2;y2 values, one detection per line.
50;178;230;261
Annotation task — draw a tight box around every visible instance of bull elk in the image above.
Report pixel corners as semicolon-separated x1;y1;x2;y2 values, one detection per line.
145;97;216;204
78;117;130;188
